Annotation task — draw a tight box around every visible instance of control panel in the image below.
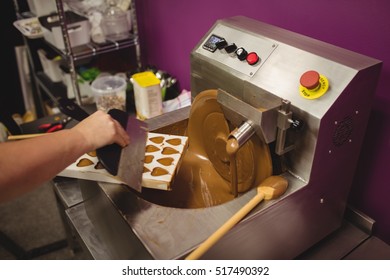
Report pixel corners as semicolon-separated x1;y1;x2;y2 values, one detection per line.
196;23;278;77
202;34;261;67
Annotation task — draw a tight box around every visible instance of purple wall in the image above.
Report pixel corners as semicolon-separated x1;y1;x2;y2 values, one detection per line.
135;0;390;244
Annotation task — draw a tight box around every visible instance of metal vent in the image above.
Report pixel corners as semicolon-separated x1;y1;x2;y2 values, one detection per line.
333;115;353;146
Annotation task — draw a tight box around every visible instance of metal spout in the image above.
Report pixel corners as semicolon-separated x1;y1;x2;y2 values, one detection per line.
229;121;255;147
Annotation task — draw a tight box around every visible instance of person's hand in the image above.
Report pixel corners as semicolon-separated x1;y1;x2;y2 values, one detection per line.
71;110;130;151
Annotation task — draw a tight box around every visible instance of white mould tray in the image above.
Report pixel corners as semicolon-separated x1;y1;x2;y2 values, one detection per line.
58;132;188;191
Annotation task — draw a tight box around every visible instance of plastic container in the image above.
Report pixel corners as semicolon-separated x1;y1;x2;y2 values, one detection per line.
27;0;57;17
37;49;63;82
91;75;127;112
38;11;91;50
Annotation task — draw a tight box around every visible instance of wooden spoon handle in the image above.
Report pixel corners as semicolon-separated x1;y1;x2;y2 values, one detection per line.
185;192;265;260
185;175;288;260
7;133;46;140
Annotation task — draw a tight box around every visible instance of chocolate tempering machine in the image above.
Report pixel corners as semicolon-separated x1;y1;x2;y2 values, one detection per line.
60;16;382;259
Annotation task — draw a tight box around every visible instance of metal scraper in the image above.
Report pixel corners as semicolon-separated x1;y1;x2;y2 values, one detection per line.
57;97;148;192
98;109;148;192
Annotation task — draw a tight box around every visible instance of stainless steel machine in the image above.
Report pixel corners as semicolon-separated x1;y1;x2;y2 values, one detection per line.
64;16;382;259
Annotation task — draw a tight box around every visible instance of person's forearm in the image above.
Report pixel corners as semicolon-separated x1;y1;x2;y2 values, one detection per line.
0;129;91;202
0;110;130;203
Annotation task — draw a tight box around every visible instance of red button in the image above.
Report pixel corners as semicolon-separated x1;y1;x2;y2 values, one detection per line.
246;52;259;65
300;70;320;89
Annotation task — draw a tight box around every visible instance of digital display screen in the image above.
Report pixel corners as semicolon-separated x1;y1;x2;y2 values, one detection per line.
203;34;224;52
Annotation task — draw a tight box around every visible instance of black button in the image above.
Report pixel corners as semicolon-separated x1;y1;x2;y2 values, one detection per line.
215;39;228;50
225;43;237;53
235;47;248;61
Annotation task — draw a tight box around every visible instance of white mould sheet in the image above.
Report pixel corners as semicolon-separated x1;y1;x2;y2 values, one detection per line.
58;132;188;191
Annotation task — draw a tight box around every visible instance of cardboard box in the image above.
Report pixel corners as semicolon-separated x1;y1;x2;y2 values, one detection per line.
38;11;91;50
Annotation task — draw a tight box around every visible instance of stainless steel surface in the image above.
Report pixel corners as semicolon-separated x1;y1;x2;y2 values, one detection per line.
77;173;302;259
65;179;154;259
146;106;190;132
229;121;255;147
188;16;381;259
345;206;375;235
296;220;371;260
53;178;83;208
66;16;382;259
64;194;390;260
65;203;104;259
191;15;382;183
275;100;295;155
344;236;390;260
117;116;148;192
217;88;280;143
296;206;376;259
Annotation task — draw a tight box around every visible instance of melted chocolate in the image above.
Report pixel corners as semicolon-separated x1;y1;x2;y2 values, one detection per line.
157;157;174;166
94;161;105;170
146;145;160;153
87;151;97;157
151;167;169;176
77;158;94;167
166;138;181;146
149;136;164;144
144;155;154;164
162;147;179;155
140;90;273;209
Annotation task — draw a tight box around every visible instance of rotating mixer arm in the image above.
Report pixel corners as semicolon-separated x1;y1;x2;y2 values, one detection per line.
216;89;280;144
216;89;303;155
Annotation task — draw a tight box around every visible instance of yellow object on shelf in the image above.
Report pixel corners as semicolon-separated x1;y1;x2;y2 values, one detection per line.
22;110;36;123
132;71;163;120
133;71;160;87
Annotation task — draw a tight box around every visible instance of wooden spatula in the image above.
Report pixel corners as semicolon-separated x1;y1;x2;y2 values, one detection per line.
185;175;288;260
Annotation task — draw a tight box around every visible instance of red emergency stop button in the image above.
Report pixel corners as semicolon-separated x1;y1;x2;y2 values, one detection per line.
299;70;330;99
246;52;260;65
300;70;320;90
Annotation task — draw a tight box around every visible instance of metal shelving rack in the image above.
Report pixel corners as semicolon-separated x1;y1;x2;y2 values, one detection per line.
13;0;47;117
54;0;141;106
15;0;142;111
